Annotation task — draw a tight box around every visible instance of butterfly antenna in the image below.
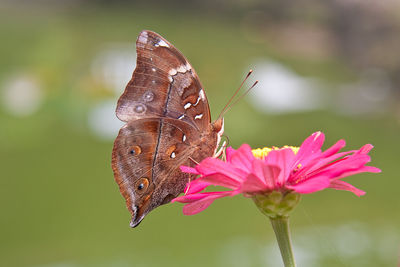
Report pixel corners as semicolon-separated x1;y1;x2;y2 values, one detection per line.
218;79;258;119
217;70;253;120
223;80;258;115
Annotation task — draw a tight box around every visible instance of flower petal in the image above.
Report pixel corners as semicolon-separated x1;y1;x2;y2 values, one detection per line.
315;154;372;179
180;165;200;174
183;180;210;195
242;162;281;193
182;191;237;215
329;180;365;196
174;190;236;204
200;173;242;189
289;150;353;183
229;144;254;172
294;131;325;166
264;148;296;186
321;139;346;157
330;166;381;180
196;157;248;182
226;147;236;162
287;176;330;194
241;174;267;193
357;144;374;154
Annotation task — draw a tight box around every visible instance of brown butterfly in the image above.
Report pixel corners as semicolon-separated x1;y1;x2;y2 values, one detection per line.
111;30;225;227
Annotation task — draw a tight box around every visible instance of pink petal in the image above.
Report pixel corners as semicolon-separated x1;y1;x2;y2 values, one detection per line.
253;159;281;188
229;144;254;172
184;180;210;195
264;148;296;186
315;154;372;179
182;191;237;215
321;139;346;157
173;193;205;203
196;157;247;183
200;173;242;189
287;176;330;194
294;131;325;166
241;174;268;193
330;166;381;180
289;150;353;183
180;165;200;174
329;180;365;196
226;147;236;162
357;144;374;154
241;163;281;193
174;189;236;204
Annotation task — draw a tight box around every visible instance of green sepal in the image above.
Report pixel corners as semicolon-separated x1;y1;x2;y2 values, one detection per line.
252;191;301;218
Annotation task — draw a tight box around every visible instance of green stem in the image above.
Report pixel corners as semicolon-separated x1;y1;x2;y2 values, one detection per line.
270;216;296;267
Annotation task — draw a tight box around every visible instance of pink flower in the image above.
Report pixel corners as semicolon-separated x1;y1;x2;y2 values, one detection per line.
173;132;381;215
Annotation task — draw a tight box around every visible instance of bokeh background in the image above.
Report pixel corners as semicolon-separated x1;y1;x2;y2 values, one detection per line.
1;0;399;266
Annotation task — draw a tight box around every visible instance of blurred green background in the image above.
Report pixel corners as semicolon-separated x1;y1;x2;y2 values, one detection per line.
1;1;399;266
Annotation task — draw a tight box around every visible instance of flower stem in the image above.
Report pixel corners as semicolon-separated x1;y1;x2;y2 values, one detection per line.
269;216;296;267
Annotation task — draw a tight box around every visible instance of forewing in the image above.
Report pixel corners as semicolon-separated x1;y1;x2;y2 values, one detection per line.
116;30;211;131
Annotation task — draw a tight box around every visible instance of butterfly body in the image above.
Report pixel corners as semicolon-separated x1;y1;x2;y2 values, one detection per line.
111;30;223;227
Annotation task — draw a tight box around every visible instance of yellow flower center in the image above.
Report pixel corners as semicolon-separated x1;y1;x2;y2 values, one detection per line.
252;146;299;159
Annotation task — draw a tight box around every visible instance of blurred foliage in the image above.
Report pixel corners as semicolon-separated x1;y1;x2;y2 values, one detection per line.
0;2;399;267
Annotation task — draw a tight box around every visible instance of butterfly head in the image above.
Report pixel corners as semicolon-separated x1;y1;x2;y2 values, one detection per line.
212;117;225;156
212;117;224;135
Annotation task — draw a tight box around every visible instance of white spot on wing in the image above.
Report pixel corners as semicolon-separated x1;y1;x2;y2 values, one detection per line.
193;94;202;106
199;89;206;100
185;62;192;70
178;114;185;120
177;65;187;73
184;103;191;109
182;135;186;142
168;76;173;82
195;113;203;120
171;152;176;158
169;68;177;76
151;67;156;72
156;39;169;47
138;31;148;44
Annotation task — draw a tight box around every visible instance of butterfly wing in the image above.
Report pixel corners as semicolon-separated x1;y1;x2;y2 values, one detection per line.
112;117;217;227
112;30;223;227
116;30;211;131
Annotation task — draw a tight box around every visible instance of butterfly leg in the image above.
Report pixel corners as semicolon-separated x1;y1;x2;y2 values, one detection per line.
213;140;227;159
188;156;199;165
184;173;194;195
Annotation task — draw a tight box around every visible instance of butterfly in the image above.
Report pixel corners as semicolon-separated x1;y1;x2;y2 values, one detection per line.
111;30;225;227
